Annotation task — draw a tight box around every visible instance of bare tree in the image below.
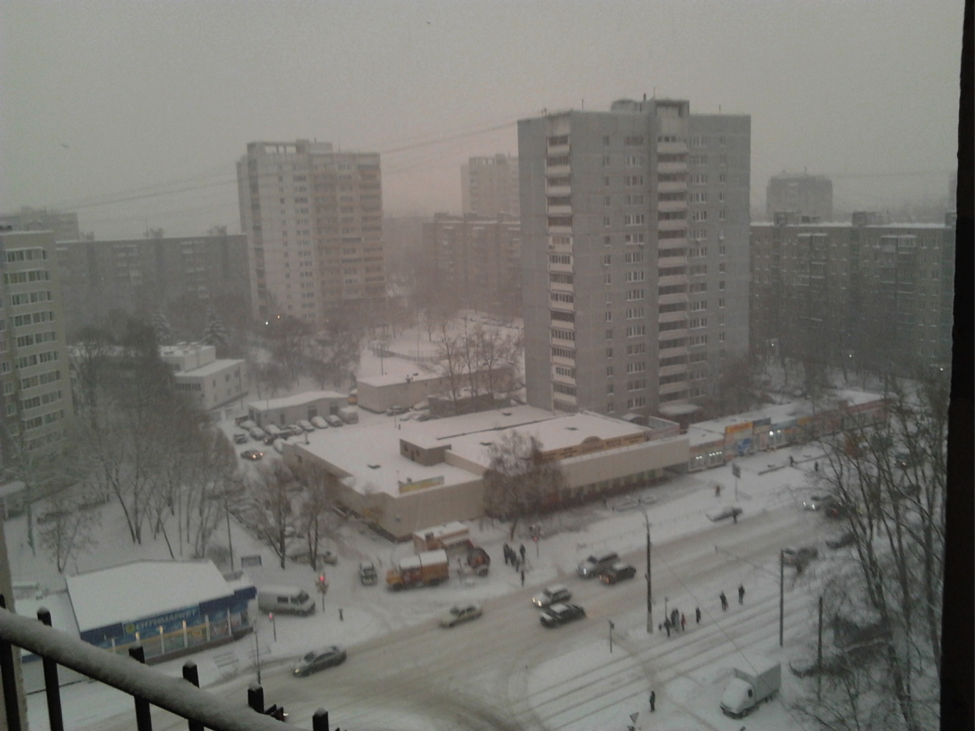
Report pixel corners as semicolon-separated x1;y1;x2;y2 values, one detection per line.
807;370;947;729
432;316;464;408
237;461;299;569
265;315;311;386
292;462;342;569
305;317;363;390
37;490;101;573
482;431;567;541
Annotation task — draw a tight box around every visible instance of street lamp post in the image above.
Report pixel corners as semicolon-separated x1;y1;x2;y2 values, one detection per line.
637;501;653;634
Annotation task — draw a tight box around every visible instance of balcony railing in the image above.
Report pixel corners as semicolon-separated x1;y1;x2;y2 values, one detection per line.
0;597;333;730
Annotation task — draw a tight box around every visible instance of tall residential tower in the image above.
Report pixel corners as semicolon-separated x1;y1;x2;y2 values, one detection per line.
461;154;520;217
237;140;385;324
518;99;750;419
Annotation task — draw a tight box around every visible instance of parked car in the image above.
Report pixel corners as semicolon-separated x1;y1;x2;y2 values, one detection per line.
782;546;819;567
272;439;285;454
240;449;264;461
826;531;856;549
310;416;329;429
298;419;316;432
532;584;572;608
540;603;586;628
386;405;409;416
439;603;483;628
358;561;378;585
599;562;637;584
286;424;304;437
802;494;833;511
248;427;267;441
707;506;744;522
233;431;248;444
239;419;257;431
292;646;346;677
319;549;338;565
325;415;343;428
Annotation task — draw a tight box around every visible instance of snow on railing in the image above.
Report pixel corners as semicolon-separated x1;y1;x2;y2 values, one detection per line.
0;598;320;730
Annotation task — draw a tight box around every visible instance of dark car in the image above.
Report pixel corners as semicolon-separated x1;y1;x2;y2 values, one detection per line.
782;546;819;566
292;645;347;677
707;506;743;522
240;449;264;461
599;562;637;585
826;531;856;549
540;603;586;628
802;494;833;511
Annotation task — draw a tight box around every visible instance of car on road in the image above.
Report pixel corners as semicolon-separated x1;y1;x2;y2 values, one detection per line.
782;546;819;566
707;506;744;522
577;551;620;578
599;562;637;584
826;531;856;549
292;645;347;677
439;603;483;628
358;561;378;585
311;416;329;429
531;584;572;608
540;603;586;628
802;494;833;511
239;449;264;461
319;549;338;565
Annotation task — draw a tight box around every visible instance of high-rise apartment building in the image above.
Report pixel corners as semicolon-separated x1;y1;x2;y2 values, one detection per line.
751;213;955;375
237;140;385;324
461;154;520;217
0;208;81;243
55;231;249;338
519;99;751;418
0;229;74;468
421;213;522;317
766;172;833;222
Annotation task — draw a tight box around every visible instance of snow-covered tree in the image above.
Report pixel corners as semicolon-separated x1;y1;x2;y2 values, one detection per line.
201;307;229;355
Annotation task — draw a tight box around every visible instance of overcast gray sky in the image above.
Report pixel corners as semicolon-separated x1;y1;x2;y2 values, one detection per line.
0;0;964;239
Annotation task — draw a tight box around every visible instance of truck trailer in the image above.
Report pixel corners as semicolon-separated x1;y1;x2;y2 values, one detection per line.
386;549;450;590
720;659;781;717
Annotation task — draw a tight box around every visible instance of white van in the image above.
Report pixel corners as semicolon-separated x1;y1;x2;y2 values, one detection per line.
257;585;316;616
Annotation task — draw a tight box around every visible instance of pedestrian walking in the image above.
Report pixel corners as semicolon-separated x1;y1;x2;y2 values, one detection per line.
519;544;526;561
720;591;728;611
671;608;679;631
715;483;721;497
738;584;745;605
695;607;701;624
649;690;656;713
520;569;525;586
663;618;671;637
814;461;819;472
680;613;686;631
503;544;510;565
789;455;795;467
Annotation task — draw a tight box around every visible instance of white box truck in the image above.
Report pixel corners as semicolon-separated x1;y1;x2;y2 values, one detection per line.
720;659;781;717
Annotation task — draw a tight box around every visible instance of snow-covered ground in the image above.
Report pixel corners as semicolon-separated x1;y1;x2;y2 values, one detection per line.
9;320;849;730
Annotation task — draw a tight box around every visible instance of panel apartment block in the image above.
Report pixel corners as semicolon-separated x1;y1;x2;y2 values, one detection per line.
0;230;74;467
765;173;833;222
461;154;520;217
751;214;955;375
55;232;249;337
518;99;750;418
237;140;385;324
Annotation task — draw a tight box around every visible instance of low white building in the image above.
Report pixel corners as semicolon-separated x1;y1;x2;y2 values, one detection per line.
247;390;348;428
162;344;247;411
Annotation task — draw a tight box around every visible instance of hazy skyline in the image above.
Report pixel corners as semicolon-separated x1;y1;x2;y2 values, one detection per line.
1;1;964;239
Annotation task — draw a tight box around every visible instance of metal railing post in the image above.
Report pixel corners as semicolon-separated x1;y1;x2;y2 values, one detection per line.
128;645;153;730
37;608;63;730
248;683;264;714
182;662;204;731
0;595;22;731
312;708;330;730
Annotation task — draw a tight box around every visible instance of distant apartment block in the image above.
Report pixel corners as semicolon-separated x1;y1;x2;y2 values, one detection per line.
54;231;249;337
0;208;81;243
421;213;522;317
237;140;385;324
160;343;247;411
461;154;520;217
766;172;833;222
518;98;751;419
0;230;74;467
750;213;956;375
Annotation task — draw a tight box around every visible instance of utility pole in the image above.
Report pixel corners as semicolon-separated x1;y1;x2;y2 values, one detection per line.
779;549;785;647
637;501;653;634
817;596;824;701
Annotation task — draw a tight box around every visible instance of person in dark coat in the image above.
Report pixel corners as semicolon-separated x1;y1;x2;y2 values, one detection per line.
680;613;686;631
671;608;679;631
520;569;525;586
503;544;511;565
720;591;728;611
695;606;701;624
789;455;794;467
738;584;745;604
663;617;671;637
649;690;656;712
519;544;526;561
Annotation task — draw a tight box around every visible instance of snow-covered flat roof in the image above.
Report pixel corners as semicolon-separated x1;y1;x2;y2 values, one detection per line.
66;560;236;632
249;390;346;411
179;358;244;377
